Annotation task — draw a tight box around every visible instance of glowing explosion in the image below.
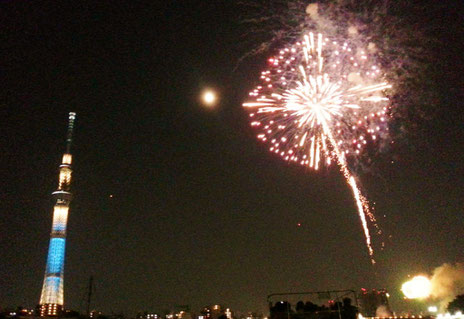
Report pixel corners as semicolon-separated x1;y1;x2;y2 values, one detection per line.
243;32;391;262
402;276;432;299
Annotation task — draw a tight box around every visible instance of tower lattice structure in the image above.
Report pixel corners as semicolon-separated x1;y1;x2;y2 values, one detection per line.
39;112;76;316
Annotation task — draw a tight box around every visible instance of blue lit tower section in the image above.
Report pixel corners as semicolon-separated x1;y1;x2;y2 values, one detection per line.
39;112;76;317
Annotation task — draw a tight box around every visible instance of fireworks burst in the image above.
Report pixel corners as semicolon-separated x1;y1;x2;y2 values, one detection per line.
243;32;391;263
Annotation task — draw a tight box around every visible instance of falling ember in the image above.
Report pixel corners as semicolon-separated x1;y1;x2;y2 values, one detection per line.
243;32;391;263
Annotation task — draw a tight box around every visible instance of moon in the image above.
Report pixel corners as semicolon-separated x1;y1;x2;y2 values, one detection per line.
201;89;217;107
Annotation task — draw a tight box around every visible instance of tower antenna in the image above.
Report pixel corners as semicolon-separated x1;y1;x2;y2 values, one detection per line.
66;112;76;153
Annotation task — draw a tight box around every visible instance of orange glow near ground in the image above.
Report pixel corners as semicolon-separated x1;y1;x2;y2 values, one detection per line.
402;275;432;299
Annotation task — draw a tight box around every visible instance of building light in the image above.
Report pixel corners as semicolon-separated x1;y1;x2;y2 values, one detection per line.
58;167;72;190
62;154;72;165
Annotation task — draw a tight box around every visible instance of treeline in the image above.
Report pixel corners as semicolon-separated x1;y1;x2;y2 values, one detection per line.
270;298;357;319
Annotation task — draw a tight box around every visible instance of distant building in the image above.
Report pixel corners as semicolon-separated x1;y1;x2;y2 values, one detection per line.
90;310;104;319
0;308;36;319
136;312;161;319
200;305;220;319
199;305;234;319
243;312;264;319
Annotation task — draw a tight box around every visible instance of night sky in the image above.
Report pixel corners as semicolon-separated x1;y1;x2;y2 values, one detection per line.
1;0;463;316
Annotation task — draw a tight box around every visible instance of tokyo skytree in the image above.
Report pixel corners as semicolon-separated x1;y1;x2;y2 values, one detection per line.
39;112;76;316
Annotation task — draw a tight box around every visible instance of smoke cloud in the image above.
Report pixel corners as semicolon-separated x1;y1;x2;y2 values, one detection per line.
376;305;392;317
430;263;464;311
305;3;319;19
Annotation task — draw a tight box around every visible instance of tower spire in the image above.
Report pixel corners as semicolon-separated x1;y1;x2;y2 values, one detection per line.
39;112;77;316
66;112;76;154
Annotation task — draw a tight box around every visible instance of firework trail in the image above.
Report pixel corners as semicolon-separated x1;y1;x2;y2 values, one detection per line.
243;32;391;263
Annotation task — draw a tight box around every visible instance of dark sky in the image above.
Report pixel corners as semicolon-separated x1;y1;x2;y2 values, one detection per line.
1;0;463;316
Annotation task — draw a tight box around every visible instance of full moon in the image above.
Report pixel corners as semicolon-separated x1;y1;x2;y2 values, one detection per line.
201;90;217;106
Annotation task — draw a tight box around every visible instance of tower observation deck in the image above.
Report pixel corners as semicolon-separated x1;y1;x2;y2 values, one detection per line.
39;112;76;317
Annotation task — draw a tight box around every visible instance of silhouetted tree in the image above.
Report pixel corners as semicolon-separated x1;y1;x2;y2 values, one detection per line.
271;302;293;319
342;298;357;319
448;295;464;313
303;301;318;313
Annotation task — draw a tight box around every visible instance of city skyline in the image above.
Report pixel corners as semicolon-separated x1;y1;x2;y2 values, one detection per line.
1;0;463;316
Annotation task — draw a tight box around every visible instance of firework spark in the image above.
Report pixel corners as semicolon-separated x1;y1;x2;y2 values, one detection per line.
243;32;391;262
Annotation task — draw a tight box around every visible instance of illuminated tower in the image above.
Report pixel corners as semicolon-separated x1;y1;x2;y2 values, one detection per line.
39;112;76;316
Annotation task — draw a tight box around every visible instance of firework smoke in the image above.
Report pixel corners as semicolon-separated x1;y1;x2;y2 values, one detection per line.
376;305;392;317
430;263;464;311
